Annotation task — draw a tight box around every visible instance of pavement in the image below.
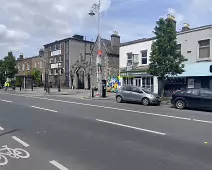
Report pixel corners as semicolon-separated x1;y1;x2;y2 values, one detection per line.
3;87;116;100
0;91;212;169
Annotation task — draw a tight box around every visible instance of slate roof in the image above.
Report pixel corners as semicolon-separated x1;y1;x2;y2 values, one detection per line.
121;24;212;47
101;38;119;55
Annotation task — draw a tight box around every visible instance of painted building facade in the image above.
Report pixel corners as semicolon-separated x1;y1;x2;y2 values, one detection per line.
119;15;212;95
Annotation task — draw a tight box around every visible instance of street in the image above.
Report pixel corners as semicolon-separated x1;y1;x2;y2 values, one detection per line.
0;91;212;170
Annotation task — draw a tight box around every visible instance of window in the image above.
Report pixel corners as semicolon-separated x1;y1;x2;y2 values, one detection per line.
127;53;132;66
125;86;131;91
132;87;140;93
22;63;25;71
141;50;147;64
49;58;53;63
142;77;154;92
56;43;61;50
18;64;20;71
27;63;30;71
199;39;210;59
61;68;64;74
200;89;212;96
186;89;199;96
34;62;37;68
177;44;181;54
40;61;43;68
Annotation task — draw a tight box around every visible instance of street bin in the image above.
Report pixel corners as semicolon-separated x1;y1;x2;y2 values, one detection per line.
102;80;106;98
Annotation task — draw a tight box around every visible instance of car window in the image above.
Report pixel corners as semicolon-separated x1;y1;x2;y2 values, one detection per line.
123;86;131;91
186;89;199;96
132;87;140;93
122;86;127;91
200;89;212;96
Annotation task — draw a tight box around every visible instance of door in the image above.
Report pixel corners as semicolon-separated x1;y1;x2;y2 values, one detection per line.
135;78;141;87
200;89;212;108
184;89;201;107
121;86;132;101
131;86;143;102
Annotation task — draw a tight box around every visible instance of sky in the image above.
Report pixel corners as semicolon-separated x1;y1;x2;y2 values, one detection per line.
0;0;212;58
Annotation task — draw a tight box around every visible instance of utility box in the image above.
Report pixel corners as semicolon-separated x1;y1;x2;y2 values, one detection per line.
102;80;107;98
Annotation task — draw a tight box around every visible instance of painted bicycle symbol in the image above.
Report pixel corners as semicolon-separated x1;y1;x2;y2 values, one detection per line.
0;145;30;165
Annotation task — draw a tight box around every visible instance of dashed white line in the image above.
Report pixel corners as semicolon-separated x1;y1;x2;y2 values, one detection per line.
96;119;166;135
0;99;12;103
0;126;4;131
50;160;69;170
12;136;30;147
31;106;58;113
2;92;212;125
193;119;212;124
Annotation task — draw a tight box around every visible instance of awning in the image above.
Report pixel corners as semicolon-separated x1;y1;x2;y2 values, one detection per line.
173;62;212;77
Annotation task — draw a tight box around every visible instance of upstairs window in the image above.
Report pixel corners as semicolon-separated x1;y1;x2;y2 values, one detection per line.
199;39;210;59
141;50;147;64
177;44;181;54
127;53;132;66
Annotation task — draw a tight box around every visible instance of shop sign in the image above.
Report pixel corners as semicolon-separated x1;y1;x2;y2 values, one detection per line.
51;50;61;56
187;78;194;88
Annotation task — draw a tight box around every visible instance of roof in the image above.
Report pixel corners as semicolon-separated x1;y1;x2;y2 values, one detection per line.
101;38;119;55
44;37;94;47
121;24;212;47
174;62;212;77
16;55;41;61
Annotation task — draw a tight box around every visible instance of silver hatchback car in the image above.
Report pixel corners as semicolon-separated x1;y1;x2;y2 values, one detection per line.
115;85;161;106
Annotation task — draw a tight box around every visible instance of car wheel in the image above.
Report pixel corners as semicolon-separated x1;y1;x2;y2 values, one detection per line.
142;98;150;106
116;96;123;103
175;100;186;109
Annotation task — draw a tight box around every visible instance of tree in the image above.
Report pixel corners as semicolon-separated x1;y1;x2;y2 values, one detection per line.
30;68;42;86
3;51;18;79
148;18;187;97
0;60;6;87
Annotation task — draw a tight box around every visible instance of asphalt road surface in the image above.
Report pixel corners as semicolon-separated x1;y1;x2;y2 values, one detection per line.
0;91;212;170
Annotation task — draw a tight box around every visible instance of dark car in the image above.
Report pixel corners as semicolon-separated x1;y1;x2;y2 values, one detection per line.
171;88;212;110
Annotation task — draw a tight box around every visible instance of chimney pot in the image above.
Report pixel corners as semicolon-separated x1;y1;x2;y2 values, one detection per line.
111;31;120;47
182;23;190;31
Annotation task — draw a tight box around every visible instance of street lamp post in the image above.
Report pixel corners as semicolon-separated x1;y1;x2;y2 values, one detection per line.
89;0;102;97
58;62;61;92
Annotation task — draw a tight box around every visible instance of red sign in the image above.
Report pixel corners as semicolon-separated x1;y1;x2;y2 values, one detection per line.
98;50;102;56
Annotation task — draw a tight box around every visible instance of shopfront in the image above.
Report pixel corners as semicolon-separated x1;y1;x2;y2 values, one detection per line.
120;69;158;93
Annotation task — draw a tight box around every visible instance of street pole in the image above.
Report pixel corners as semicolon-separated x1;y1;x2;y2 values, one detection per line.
89;0;101;97
58;62;61;92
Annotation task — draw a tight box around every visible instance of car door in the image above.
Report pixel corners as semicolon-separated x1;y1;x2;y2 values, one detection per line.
131;86;143;102
121;86;132;101
184;89;201;107
200;89;212;109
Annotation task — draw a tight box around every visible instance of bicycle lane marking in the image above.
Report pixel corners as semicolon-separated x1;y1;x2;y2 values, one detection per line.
12;136;30;147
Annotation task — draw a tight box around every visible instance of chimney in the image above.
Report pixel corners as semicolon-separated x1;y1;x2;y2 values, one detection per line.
39;49;44;57
182;23;190;32
19;53;24;60
166;14;176;30
111;31;120;47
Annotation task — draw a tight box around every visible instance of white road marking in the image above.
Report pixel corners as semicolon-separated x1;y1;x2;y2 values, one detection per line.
96;119;166;135
0;126;4;130
50;160;69;170
31;106;58;112
193;119;212;124
12;136;30;147
2;92;212;125
0;99;12;103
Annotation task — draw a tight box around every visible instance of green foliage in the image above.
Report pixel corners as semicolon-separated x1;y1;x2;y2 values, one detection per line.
0;60;6;86
15;77;22;87
2;51;18;79
30;68;42;85
148;18;187;78
148;18;187;96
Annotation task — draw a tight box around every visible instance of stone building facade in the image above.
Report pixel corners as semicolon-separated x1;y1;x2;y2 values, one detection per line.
43;35;94;88
15;49;44;88
87;32;120;89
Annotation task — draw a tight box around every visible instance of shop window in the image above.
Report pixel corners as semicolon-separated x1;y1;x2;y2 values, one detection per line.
141;50;147;64
199;39;210;59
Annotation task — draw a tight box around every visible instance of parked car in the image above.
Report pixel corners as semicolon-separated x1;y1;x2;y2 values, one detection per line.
171;88;212;110
115;85;161;106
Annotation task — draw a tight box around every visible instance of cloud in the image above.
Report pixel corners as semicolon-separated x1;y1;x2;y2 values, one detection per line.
0;0;111;58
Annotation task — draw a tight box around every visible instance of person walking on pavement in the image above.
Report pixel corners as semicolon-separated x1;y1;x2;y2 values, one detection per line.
4;81;9;91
